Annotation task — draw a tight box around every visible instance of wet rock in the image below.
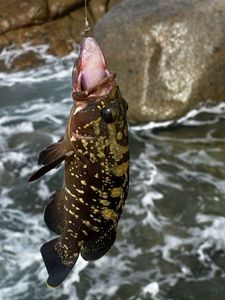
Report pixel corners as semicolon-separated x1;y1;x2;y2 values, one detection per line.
88;0;107;22
95;0;225;123
0;6;86;70
43;13;83;56
5;51;44;72
0;44;45;72
48;0;83;18
0;0;115;72
0;59;7;72
0;34;8;50
0;0;48;34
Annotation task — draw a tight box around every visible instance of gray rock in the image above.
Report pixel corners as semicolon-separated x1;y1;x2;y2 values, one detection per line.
95;0;225;123
107;0;123;10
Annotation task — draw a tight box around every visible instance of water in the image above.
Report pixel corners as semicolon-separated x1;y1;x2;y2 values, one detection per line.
0;44;225;300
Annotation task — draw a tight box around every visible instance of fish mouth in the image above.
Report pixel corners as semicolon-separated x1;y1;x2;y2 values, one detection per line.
72;37;115;100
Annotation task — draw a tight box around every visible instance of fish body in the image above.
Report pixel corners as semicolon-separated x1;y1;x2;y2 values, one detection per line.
29;37;129;287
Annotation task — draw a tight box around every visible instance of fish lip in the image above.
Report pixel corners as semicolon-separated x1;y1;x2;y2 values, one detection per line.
72;73;116;101
72;37;115;98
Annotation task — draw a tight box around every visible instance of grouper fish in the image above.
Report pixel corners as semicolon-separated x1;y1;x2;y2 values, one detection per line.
29;36;129;287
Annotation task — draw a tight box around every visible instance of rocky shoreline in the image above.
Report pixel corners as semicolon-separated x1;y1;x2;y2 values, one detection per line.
0;0;120;71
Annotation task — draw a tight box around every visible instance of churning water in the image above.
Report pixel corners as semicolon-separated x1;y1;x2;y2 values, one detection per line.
0;44;225;300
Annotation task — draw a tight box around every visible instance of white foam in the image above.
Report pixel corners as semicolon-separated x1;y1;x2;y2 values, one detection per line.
161;235;187;263
0;281;30;299
141;192;165;229
20;165;39;178
0;121;34;136
148;212;225;279
0;188;13;208
195;214;225;262
37;180;50;201
81;243;142;300
0;100;70;143
0;161;4;172
0;136;8;151
45;115;64;125
142;191;163;207
142;282;159;298
131;153;157;192
130;101;225;131
0;43;78;87
2;151;27;164
14;99;48;114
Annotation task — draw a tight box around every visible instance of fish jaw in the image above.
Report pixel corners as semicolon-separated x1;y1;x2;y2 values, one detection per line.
73;37;115;98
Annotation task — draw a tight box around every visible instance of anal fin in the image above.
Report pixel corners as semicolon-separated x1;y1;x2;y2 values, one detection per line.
44;188;65;235
81;225;117;261
41;237;80;287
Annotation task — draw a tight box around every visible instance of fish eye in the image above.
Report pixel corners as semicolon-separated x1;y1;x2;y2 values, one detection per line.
101;107;116;123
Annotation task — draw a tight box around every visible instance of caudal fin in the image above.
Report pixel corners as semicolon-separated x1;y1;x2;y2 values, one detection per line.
40;238;79;287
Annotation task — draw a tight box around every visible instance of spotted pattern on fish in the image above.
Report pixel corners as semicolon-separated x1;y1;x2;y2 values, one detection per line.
29;41;129;288
68;87;128;279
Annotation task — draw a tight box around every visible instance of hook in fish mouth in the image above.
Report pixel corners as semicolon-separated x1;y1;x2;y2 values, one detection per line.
72;37;116;99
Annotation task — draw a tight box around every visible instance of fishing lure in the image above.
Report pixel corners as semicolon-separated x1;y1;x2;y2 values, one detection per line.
29;35;129;287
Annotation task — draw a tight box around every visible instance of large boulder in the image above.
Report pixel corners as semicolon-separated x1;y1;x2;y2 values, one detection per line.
95;0;225;123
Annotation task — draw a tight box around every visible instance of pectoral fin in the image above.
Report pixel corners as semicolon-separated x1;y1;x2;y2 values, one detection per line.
38;140;66;166
81;225;117;261
44;189;65;235
28;151;73;182
28;155;66;182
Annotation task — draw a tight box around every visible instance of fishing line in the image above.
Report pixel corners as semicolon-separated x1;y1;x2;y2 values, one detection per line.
84;0;91;36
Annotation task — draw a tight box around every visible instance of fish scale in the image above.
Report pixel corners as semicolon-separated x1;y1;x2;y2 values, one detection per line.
29;36;129;287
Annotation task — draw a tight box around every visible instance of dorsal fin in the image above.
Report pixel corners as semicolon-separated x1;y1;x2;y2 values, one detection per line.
28;138;74;182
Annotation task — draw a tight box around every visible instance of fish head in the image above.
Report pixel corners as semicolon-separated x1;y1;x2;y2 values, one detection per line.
72;37;115;98
70;88;128;142
70;37;128;142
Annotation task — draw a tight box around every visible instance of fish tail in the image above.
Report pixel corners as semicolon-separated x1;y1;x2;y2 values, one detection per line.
40;237;80;287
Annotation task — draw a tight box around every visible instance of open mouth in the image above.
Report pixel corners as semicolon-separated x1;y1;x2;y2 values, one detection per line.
72;37;115;98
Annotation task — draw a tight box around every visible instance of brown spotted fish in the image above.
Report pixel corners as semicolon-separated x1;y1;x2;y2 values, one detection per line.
29;36;129;287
